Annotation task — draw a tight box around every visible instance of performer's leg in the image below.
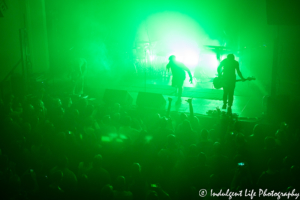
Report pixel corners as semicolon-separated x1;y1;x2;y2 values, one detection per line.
176;79;184;104
178;86;182;98
171;77;177;95
222;86;228;109
227;82;235;114
228;90;234;107
176;86;183;104
228;83;235;107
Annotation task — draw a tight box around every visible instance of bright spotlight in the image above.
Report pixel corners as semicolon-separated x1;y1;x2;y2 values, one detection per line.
183;50;199;67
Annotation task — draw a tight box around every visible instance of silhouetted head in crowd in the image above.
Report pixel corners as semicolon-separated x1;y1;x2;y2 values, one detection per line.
72;109;80;119
9;173;21;193
22;123;31;134
85;104;94;116
136;130;147;143
235;133;246;145
252;124;268;139
283;156;294;169
52;170;63;184
131;118;142;130
200;129;209;140
210;174;221;189
43;120;55;133
209;129;217;142
36;99;44;110
181;120;192;132
3;117;13;127
267;158;280;172
112;112;121;123
287;186;296;193
213;142;221;155
78;174;88;188
147;191;159;200
93;154;103;168
198;152;206;166
57;107;65;117
53;98;62;108
264;136;277;150
122;116;132;127
78;98;88;109
13;102;23;113
57;156;69;168
3;94;14;105
275;129;286;141
114;176;126;191
102;115;111;125
290;165;299;177
24;104;35;116
166;134;177;148
233;120;244;133
180;113;188;122
82;149;94;164
62;97;72;109
131;163;141;178
100;184;114;200
150;113;161;126
188;144;198;156
56;132;67;143
158;116;168;128
21;170;36;192
190;116;200;128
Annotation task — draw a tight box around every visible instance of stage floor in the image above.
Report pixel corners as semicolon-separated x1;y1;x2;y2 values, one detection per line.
48;74;263;118
92;77;263;118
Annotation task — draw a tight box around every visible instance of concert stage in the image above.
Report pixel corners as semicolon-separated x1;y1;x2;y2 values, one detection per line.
86;75;263;119
47;71;263;120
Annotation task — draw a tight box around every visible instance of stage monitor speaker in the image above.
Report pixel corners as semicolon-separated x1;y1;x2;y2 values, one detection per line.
136;92;166;110
103;89;133;106
266;0;300;25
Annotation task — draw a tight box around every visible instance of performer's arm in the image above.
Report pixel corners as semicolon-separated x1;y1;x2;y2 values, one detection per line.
183;65;193;83
236;63;245;80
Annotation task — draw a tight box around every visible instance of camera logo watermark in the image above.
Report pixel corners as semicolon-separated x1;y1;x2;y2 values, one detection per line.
199;189;207;197
198;189;299;199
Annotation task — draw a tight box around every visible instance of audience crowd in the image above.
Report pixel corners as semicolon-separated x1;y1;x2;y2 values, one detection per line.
0;92;299;200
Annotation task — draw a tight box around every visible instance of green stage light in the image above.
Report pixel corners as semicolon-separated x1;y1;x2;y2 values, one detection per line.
168;43;200;68
194;53;220;78
183;50;199;67
136;11;220;77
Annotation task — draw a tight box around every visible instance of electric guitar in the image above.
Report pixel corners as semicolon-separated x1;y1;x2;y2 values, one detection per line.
213;76;256;89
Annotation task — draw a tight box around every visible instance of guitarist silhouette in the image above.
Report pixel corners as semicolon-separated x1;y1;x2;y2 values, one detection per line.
217;54;245;113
